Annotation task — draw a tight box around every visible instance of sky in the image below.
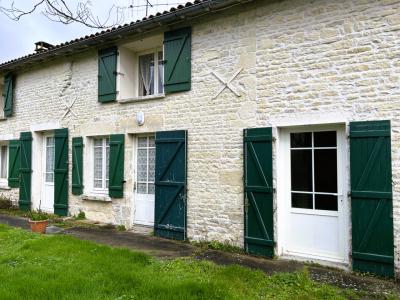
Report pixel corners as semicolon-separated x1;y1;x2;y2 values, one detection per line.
0;0;187;64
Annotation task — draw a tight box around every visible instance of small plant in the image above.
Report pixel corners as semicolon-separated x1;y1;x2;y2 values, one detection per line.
0;196;12;209
75;210;86;220
117;225;126;232
28;210;49;221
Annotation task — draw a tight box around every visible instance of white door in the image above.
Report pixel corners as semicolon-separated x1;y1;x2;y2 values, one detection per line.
41;135;55;213
134;136;155;226
282;128;347;262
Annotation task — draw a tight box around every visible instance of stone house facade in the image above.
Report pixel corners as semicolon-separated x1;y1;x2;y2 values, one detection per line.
0;0;399;278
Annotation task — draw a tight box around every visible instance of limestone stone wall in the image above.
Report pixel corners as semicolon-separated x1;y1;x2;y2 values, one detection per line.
1;0;399;274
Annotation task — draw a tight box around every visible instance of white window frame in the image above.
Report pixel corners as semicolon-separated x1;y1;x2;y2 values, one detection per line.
137;47;164;97
0;81;5;118
0;142;8;184
135;135;155;195
86;136;110;195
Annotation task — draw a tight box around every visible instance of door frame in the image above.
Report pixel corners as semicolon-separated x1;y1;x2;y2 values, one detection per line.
40;132;55;213
133;133;156;226
276;123;350;265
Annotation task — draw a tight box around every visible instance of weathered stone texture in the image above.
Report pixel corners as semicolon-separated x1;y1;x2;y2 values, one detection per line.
0;0;400;274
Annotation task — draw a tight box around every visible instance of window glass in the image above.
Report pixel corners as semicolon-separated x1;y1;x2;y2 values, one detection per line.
158;51;164;94
315;194;338;211
314;149;337;193
292;193;313;209
137;136;155;195
45;137;55;182
290;132;312;148
290;131;339;211
314;131;336;147
93;137;109;190
139;53;155;96
290;150;312;192
0;145;7;179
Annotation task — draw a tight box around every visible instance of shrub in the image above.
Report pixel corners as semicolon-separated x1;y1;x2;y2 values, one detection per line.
0;197;12;209
28;210;49;221
75;210;86;220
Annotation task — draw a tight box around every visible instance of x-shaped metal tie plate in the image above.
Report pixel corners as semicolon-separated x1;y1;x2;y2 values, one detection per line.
212;68;242;99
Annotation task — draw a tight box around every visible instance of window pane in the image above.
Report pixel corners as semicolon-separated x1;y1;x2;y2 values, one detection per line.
148;148;155;182
137;183;147;194
290;132;312;148
149;136;155;148
94;139;103;147
94;179;102;188
291;149;312;192
315;194;338;211
106;140;110;183
314;131;336;147
138;137;147;148
94;142;103;184
292;193;313;209
158;51;164;94
314;149;337;193
137;149;147;181
45;138;55;183
139;53;155;96
148;183;155;195
0;146;7;178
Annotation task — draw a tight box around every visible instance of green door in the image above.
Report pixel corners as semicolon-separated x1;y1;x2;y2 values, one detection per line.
54;128;68;216
244;128;274;257
19;132;32;211
154;130;187;240
350;120;394;277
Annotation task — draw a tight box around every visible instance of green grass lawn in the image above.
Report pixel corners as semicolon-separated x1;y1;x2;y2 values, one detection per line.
0;224;381;299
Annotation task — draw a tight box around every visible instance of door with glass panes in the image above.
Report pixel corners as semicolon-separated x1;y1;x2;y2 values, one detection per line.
41;134;55;213
134;136;155;226
282;127;347;262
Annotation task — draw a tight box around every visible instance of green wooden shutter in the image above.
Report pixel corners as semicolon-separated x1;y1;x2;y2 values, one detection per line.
72;137;83;195
19;132;32;211
244;127;274;257
164;27;191;93
3;74;13;117
8;139;20;188
154;130;187;240
350;120;394;277
54;128;69;216
109;134;125;198
98;47;117;102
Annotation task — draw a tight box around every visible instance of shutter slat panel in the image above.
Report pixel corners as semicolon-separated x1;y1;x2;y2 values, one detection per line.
154;130;187;240
350;120;394;278
72;137;83;195
8;139;20;188
98;47;117;102
164;27;191;93
19;132;32;211
244;127;274;257
3;74;13;117
54;128;68;216
109;134;124;198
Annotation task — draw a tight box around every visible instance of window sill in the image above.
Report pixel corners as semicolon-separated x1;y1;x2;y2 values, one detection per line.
0;117;7;122
80;194;112;202
0;185;11;190
117;94;165;104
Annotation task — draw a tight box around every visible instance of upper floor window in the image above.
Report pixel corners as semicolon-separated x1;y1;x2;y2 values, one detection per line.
139;50;164;97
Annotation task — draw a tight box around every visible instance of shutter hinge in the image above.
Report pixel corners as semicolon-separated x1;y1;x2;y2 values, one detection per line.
347;191;351;197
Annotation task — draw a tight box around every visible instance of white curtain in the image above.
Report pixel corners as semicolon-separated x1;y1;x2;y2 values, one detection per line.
139;54;154;95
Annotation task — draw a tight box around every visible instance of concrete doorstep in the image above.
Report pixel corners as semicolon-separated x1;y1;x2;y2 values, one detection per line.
0;213;399;296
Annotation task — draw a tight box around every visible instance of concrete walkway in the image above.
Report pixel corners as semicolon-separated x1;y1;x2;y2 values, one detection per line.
1;213;399;296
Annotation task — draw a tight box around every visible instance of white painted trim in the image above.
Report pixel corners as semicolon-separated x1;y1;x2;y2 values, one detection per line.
0;134;15;141
276;123;349;265
118;94;165;104
30;122;61;132
269;112;350;128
